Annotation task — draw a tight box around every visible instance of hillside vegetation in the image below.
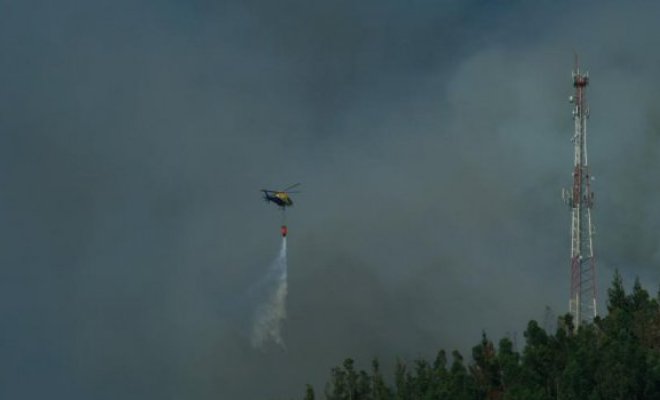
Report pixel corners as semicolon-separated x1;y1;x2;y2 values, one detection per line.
300;272;660;400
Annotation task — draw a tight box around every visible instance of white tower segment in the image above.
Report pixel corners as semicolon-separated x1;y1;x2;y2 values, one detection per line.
564;57;597;327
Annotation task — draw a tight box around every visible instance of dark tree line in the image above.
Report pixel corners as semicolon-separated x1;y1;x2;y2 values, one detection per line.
299;272;660;400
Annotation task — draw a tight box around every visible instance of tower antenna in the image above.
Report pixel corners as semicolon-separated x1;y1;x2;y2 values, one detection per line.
563;55;597;327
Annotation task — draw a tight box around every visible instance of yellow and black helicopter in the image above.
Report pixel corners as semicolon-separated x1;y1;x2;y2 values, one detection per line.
261;183;301;209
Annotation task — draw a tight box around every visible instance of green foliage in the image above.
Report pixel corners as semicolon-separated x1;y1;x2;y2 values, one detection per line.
371;359;392;400
306;274;660;400
304;384;315;400
607;269;627;313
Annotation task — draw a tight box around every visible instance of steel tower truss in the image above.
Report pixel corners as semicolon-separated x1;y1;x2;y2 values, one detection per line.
562;59;597;327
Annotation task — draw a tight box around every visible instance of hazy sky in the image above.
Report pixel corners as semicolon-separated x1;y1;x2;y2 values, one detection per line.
2;1;660;398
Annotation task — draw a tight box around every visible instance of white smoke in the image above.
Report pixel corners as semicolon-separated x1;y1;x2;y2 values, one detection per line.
251;237;288;348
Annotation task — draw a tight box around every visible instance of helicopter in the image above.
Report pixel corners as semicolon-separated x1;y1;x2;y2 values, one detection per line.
261;183;301;209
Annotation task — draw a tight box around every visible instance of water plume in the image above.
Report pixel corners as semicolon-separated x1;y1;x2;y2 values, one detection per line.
251;237;288;348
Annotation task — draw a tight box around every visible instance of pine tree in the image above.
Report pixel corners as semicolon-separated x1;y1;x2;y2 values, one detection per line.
447;351;475;400
471;332;503;399
394;359;410;400
304;384;315;400
371;359;392;400
607;269;628;313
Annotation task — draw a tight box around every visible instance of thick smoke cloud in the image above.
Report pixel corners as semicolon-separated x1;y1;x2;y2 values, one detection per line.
2;0;660;398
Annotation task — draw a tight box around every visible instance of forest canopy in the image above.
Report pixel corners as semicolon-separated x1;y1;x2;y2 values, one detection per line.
299;272;660;400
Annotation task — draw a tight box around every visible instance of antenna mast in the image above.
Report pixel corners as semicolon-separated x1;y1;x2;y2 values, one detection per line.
563;55;597;327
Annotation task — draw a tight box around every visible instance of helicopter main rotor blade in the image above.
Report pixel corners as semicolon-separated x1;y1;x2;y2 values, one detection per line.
282;183;301;191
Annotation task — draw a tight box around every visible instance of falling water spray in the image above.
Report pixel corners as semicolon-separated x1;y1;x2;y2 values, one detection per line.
251;235;288;348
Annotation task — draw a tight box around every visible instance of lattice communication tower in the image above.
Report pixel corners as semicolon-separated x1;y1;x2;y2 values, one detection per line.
562;57;597;327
